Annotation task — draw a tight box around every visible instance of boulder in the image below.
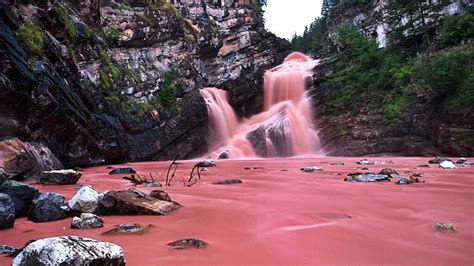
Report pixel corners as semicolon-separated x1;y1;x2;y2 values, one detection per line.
11;236;125;265
439;161;457;169
0;180;39;216
212;179;243;185
300;166;323;172
167;239;209;250
97;189;180;216
143;182;162;188
357;159;372;165
429;157;452;164
395;178;413;185
0;245;16;255
149;190;172;202
71;213;103;229
435;223;456;233
378;168;400;179
330;162;345;165
102;224;152;235
0;138;63;180
195;160;216;168
0;168;7;185
33;192;65;206
68;186;99;213
344;173;391;183
246;126;268;157
109;167;136;175
0;193;15;229
28;200;67;223
456;158;467;164
38;170;82;185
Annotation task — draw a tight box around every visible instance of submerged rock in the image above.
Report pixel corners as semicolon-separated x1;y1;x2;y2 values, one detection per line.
357;159;372;165
300;166;324;172
71;213;104;229
97;189;180;216
344;173;391;183
28;200;67;223
456;158;467;164
439;161;457;169
378;168;400;179
195;160;216;168
167;239;209;250
102;223;152;235
429;157;451;164
11;236;125;265
331;162;345;166
0;245;16;255
0;181;39;216
0;193;15;229
109;167;137;175
39;170;82;185
395;178;413;185
68;186;99;213
435;223;456;233
149;190;172;202
212;179;243;185
143;182;162;188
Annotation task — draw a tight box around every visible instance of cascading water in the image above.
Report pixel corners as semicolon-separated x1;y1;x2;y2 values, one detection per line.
201;52;322;159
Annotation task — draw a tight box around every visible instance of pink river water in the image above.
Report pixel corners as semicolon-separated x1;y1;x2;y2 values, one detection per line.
201;52;321;159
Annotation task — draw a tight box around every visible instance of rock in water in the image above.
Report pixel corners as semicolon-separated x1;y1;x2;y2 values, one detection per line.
149;190;172;202
300;166;324;172
102;224;151;235
0;193;15;229
357;159;372;165
97;189;180;215
378;168;400;179
0;245;16;255
344;173;391;183
39;170;82;185
29;200;67;223
456;158;467;164
429;157;451;164
0;168;7;185
168;239;209;250
33;192;65;206
439;161;457;169
212;179;243;185
0;181;39;216
195;160;216;168
109;167;136;175
71;213;104;229
11;236;125;265
68;186;99;213
435;223;456;233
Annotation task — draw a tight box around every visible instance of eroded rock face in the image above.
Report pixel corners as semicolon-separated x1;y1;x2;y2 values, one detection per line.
0;193;15;229
97;189;180;216
11;236;125;266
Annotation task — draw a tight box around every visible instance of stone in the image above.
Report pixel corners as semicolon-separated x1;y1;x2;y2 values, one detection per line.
218;151;230;159
149;190;172;202
38;170;82;185
378;168;400;179
435;223;456;233
0;193;15;229
102;223;153;235
0;181;39;216
244;167;252;170
28;200;67;223
0;245;16;255
429;157;451;164
395;178;413;185
463;162;473;167
68;186;99;213
11;236;125;265
143;182;162;188
33;192;65;206
417;164;430;168
167;239;209;250
0;168;7;185
357;159;372;165
109;167;137;175
439;161;457;169
344;173;391;183
97;189;181;216
300;166;324;172
331;162;345;165
456;158;467;164
71;213;104;229
212;179;243;185
195;160;216;168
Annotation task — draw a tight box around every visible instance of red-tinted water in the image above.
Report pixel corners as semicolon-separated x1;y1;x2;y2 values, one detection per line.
201;52;321;159
1;157;473;265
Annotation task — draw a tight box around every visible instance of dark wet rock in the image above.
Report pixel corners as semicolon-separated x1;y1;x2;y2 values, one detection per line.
429;157;452;164
212;179;243;185
418;164;430;168
168;239;209;250
244;167;252;170
439;161;457;169
246;126;268;157
218;151;230;160
102;223;154;235
0;138;63;180
300;166;324;172
361;167;369;170
456;158;467;164
97;189;180;216
357;159;372;165
149;190;172;202
28;200;67;223
0;245;16;255
331;162;345;166
0;168;7;185
0;180;39;216
33;192;65;206
395;178;413;185
143;182;162;188
71;213;104;229
11;236;125;265
68;186;99;213
344;173;391;183
378;168;400;179
435;223;456;233
109;167;137;175
463;162;473;167
38;170;82;185
0;193;15;229
195;160;216;168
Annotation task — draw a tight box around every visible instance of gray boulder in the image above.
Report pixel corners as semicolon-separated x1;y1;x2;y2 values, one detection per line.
71;213;104;229
212;179;243;185
68;186;99;213
344;173;391;183
0;193;15;229
109;167;136;175
39;170;82;185
29;200;67;223
11;236;125;265
33;192;65;206
0;181;39;216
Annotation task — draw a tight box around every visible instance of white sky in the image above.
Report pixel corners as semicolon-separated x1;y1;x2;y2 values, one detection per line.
264;0;323;40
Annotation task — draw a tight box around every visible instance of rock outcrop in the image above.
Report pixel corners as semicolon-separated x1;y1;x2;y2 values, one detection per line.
0;180;39;216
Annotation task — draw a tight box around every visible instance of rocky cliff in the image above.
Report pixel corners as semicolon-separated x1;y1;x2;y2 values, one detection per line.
0;0;290;168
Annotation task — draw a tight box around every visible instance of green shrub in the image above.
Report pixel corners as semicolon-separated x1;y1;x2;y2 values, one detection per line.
440;8;474;45
56;4;77;39
152;70;178;111
446;71;474;114
16;22;44;56
103;27;124;45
